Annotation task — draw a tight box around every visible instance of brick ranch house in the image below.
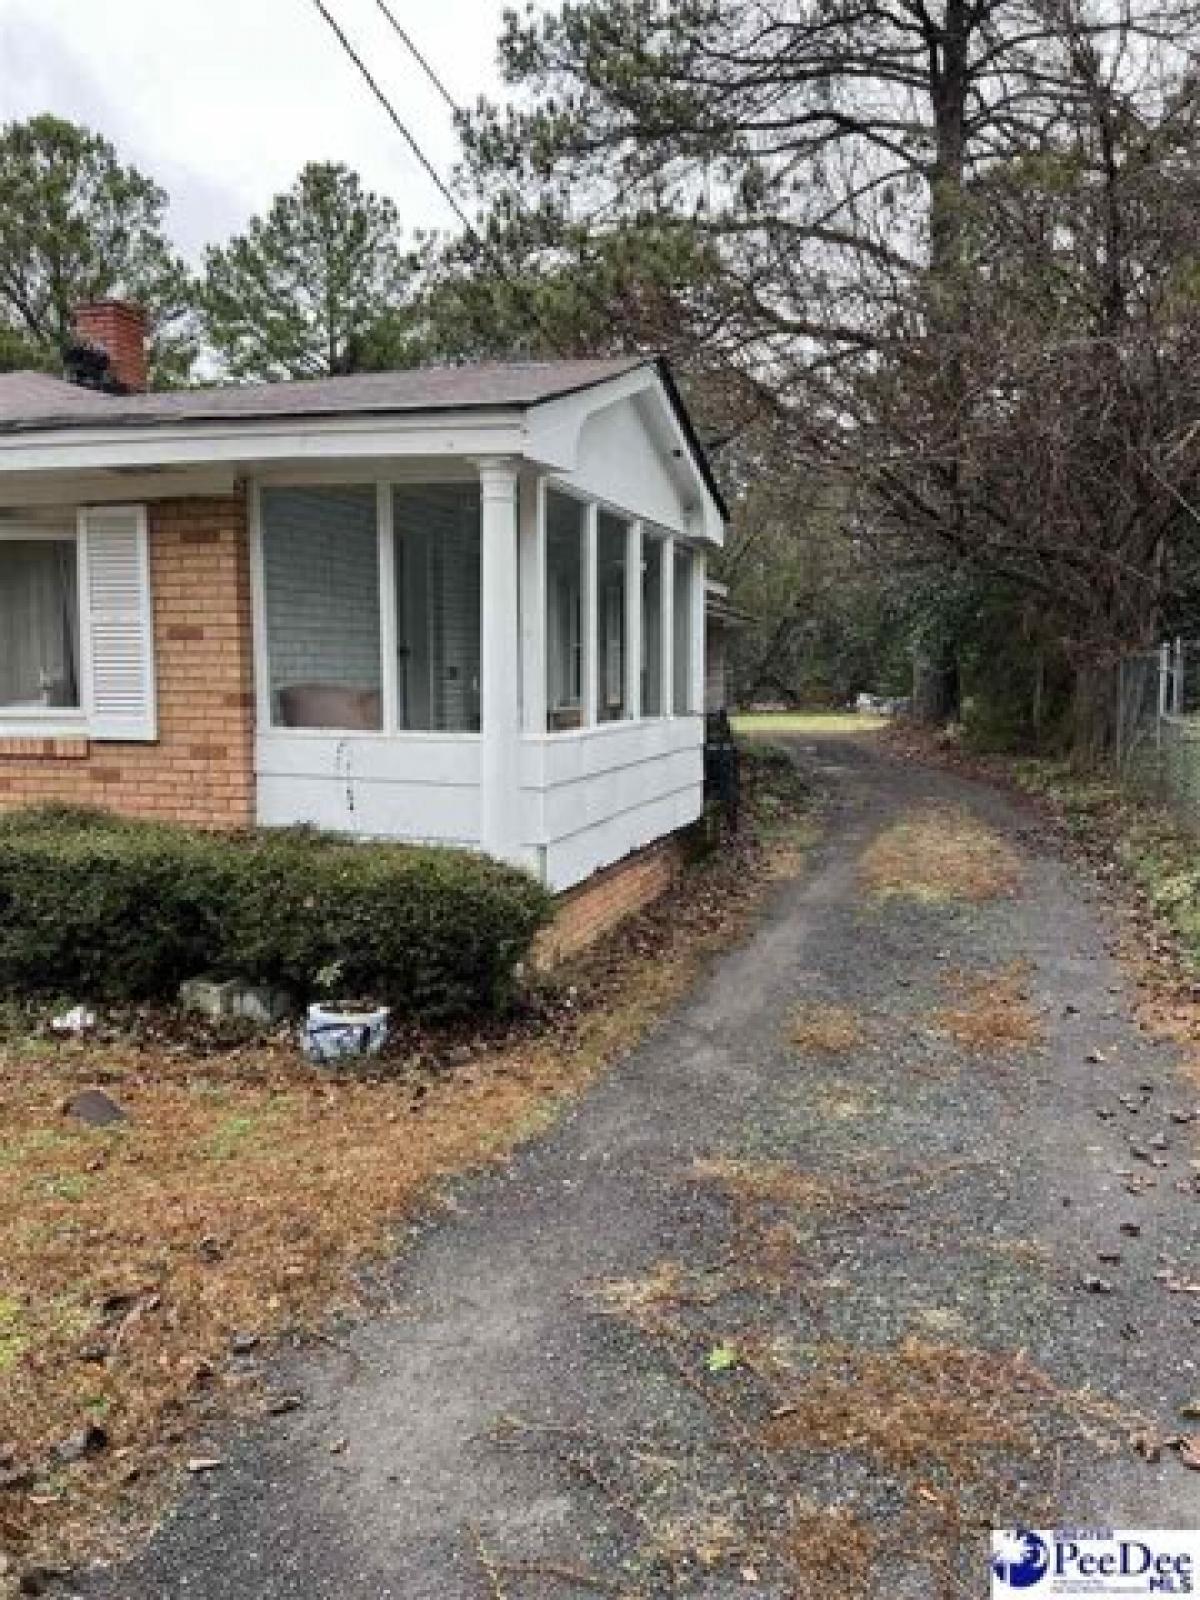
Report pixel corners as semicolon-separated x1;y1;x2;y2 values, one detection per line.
0;304;727;924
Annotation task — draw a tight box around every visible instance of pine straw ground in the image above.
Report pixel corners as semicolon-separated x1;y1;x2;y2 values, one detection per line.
930;962;1044;1053
858;803;1021;904
787;1003;868;1054
485;1155;1133;1600
0;754;813;1576
882;728;1200;1091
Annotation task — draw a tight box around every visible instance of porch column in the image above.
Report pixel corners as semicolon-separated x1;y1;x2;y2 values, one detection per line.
625;519;643;720
518;470;546;734
478;459;523;863
581;502;598;727
690;548;706;716
661;533;676;716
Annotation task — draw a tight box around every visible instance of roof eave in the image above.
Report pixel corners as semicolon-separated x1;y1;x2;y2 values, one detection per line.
0;407;533;476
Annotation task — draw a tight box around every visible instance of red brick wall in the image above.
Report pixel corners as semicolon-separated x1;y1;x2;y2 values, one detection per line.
74;301;149;395
0;496;255;827
534;836;684;967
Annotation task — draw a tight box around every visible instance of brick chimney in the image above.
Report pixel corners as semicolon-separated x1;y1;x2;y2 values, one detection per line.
72;300;149;394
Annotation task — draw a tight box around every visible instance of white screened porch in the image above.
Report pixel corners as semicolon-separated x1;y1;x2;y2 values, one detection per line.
250;460;710;891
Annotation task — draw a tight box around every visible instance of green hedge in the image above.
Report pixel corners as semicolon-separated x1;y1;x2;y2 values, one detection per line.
0;808;551;1016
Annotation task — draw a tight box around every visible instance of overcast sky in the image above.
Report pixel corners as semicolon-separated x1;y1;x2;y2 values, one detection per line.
0;0;515;260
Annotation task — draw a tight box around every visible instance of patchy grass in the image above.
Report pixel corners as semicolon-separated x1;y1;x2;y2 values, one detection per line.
0;1041;617;1564
930;962;1042;1053
786;1504;877;1600
732;710;888;735
787;1001;868;1054
0;765;816;1574
691;1156;847;1215
761;1338;1046;1472
1004;761;1200;1087
587;1260;725;1319
859;803;1021;903
0;1295;28;1372
489;1149;1125;1598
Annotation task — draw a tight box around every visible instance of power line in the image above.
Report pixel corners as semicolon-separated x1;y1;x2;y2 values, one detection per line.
308;0;474;235
373;0;458;115
307;0;572;358
314;4;733;465
372;5;653;356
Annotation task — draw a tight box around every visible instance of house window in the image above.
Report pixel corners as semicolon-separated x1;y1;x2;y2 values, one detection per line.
596;511;628;723
261;487;383;730
673;545;694;715
0;537;80;712
545;490;585;732
393;484;481;732
641;533;664;718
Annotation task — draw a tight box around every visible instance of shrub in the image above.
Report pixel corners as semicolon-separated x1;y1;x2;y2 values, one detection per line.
0;809;551;1016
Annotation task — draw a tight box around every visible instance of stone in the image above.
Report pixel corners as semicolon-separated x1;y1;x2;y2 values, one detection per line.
263;1392;303;1416
63;1089;126;1129
54;1423;107;1464
179;977;293;1026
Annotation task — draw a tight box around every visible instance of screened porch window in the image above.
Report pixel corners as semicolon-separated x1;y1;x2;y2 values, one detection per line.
596;511;628;723
0;538;80;711
393;484;481;732
673;545;694;715
261;487;383;730
641;534;664;717
545;490;585;732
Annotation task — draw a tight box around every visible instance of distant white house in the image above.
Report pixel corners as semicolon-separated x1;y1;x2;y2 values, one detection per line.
704;579;749;712
0;306;727;891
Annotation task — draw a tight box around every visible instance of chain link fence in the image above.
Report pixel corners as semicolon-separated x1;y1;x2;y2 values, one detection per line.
1116;640;1200;827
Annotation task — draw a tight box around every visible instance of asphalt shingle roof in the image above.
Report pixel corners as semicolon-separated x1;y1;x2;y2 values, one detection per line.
0;359;645;433
0;355;728;520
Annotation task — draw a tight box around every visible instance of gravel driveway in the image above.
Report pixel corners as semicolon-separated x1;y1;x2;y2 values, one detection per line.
83;736;1200;1598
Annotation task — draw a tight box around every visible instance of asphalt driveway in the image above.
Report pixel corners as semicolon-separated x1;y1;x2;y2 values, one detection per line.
83;737;1200;1598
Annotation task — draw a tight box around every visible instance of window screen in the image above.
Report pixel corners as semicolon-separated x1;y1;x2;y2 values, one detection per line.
393;484;481;732
641;534;664;718
261;487;382;730
673;546;694;715
545;491;585;732
596;512;628;723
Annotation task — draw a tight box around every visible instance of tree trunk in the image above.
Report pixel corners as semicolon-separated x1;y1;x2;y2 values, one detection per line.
912;646;960;726
1069;658;1116;768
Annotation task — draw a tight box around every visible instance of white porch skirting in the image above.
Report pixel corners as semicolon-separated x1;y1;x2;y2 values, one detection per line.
518;717;704;890
254;716;705;892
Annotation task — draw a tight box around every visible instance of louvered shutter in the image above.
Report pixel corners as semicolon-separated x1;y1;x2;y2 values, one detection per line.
78;506;157;742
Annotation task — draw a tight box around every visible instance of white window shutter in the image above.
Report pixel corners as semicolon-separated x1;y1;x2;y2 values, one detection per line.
78;506;158;742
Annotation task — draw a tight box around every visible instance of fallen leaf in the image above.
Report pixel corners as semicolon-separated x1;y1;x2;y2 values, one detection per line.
705;1342;741;1374
1130;1427;1163;1463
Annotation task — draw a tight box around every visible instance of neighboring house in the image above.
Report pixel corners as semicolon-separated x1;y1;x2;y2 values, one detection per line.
704;580;750;713
0;303;726;893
